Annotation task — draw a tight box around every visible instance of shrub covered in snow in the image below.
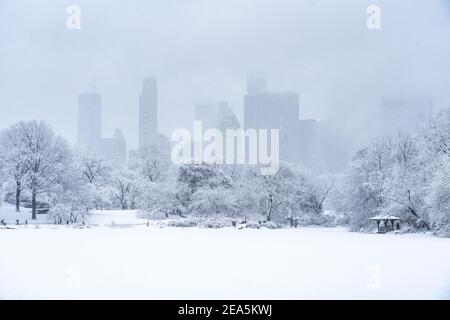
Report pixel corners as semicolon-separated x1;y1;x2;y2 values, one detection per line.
260;221;279;229
48;204;87;224
167;219;198;228
245;220;261;229
201;219;225;229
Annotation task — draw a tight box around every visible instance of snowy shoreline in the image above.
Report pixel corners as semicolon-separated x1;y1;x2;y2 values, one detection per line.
0;203;440;237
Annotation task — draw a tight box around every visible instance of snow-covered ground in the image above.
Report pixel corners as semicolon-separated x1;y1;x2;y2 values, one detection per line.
1;209;450;299
86;209;146;226
0;202;47;224
0;203;147;226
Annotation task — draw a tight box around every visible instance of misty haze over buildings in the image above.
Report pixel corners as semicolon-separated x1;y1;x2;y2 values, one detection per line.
1;0;450;172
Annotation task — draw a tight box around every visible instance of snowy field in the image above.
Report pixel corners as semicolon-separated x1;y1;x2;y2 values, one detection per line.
1;213;450;299
0;203;47;225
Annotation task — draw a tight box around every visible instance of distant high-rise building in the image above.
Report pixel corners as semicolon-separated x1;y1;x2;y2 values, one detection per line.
156;133;170;151
139;78;158;149
247;75;268;95
194;100;240;131
245;74;360;170
217;101;240;131
192;100;240;164
244;77;299;162
296;119;355;173
194;101;216;130
77;90;102;154
129;133;170;164
244;92;299;130
297;119;320;166
101;129;127;163
114;129;127;162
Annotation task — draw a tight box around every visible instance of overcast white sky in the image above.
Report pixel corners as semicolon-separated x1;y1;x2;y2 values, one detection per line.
0;0;449;149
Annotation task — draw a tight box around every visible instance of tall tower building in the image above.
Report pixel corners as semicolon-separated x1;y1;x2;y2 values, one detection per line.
216;101;240;131
101;129;127;163
246;75;268;95
194;101;216;130
139;78;158;149
244;76;300;162
194;101;240;131
77;88;102;154
244;92;299;130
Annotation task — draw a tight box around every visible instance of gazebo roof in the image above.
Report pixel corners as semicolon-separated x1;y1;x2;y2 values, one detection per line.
370;215;402;221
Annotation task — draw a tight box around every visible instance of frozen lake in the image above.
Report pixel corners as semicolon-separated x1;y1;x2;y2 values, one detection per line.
0;225;449;299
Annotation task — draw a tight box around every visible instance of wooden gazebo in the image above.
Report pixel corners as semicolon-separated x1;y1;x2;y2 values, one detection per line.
370;215;402;234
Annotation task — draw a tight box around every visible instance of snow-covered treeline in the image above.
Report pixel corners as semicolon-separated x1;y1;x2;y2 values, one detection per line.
330;108;450;236
0;121;333;226
3;109;450;236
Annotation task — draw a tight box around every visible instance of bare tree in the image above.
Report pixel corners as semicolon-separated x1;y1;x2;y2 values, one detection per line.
110;176;131;210
109;165;139;210
79;155;103;184
251;165;292;221
130;146;170;182
0;125;30;212
17;121;70;219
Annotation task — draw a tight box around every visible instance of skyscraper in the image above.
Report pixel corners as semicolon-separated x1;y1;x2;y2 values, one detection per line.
194;101;240;131
139;78;158;149
246;75;268;95
101;129;127;163
77;90;102;154
216;101;240;132
194;101;216;130
243;76;299;162
244;92;299;130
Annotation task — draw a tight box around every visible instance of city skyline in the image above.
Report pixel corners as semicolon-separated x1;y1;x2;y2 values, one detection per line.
70;74;438;173
1;0;449;151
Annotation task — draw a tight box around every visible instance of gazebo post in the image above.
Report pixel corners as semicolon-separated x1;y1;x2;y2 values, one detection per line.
371;215;402;233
